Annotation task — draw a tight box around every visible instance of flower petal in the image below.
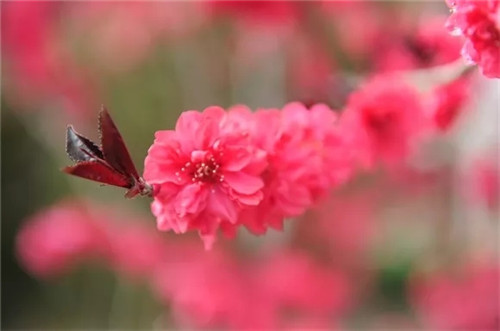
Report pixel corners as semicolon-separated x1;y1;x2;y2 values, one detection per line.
175;111;202;154
223;171;264;195
221;147;253;171
174;183;208;218
207;188;238;224
195;106;225;149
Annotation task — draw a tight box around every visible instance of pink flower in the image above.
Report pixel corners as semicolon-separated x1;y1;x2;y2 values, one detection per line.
16;201;110;278
410;263;500;330
447;0;500;78
375;16;462;71
321;1;381;61
152;245;248;329
2;2;96;117
252;250;353;329
145;103;353;245
152;246;353;330
287;37;336;106
427;78;471;131
340;75;427;168
16;200;171;280
298;192;377;267
236;103;353;234
143;106;267;249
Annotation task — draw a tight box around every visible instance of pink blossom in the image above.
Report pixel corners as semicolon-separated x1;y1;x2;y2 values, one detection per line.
376;16;462;71
236;103;353;234
152;245;248;329
427;78;471;131
152;246;353;330
143;106;267;249
299;192;377;267
2;2;97;117
287;37;336;107
144;103;353;245
16;201;110;278
447;0;500;78
253;250;354;329
16;200;170;280
411;263;500;330
340;75;427;168
321;1;382;61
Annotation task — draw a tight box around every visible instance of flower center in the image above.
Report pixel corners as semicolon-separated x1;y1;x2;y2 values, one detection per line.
404;37;435;65
362;106;396;132
475;20;500;44
178;154;224;184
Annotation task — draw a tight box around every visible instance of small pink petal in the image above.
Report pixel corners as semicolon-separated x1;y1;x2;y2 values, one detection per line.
195;106;225;149
174;183;208;218
232;190;263;206
223;171;264;195
191;150;208;163
175;111;202;154
154;130;177;144
207;188;238;224
221;147;253;171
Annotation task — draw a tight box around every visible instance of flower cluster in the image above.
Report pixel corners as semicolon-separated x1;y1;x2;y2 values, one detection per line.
144;103;353;248
143;68;480;248
446;0;500;78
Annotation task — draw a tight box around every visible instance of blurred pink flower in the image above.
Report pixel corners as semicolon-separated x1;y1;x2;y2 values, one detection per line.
16;201;110;278
376;16;462;71
153;247;353;330
321;1;382;62
302;192;377;267
446;0;500;78
143;106;267;249
16;200;169;280
252;250;353;330
427;78;471;132
411;263;500;330
287;38;336;106
340;75;427;168
152;245;248;330
2;2;96;117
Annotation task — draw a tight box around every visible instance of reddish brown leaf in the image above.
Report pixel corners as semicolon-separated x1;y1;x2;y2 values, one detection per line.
99;106;140;180
66;125;104;162
63;161;131;188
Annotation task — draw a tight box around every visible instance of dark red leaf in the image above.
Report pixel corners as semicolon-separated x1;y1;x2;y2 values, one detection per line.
63;161;131;188
99;106;140;180
66;125;104;162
